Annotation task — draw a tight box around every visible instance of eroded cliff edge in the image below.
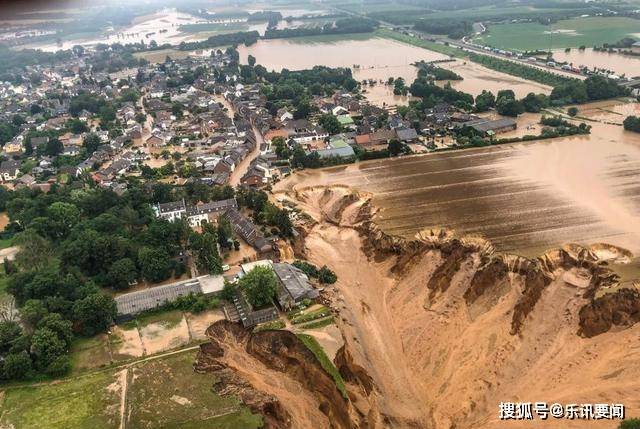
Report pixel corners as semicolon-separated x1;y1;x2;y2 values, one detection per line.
196;186;640;429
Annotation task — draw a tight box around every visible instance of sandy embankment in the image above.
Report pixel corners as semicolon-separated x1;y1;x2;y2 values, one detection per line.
198;184;640;429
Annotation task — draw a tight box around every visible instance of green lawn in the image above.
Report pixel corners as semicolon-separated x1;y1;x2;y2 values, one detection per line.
474;16;640;51
296;333;347;399
0;371;121;429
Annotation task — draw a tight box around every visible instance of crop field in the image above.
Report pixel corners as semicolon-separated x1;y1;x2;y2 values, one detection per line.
336;3;597;25
0;351;261;429
475;17;640;51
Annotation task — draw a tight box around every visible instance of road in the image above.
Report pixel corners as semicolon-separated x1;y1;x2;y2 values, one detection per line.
214;94;265;187
229;124;263;187
330;5;586;81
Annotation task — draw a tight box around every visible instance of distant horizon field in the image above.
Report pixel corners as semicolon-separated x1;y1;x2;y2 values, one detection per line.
474;16;640;51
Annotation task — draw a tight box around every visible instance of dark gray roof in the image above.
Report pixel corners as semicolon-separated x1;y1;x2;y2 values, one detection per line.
115;278;202;316
273;263;319;304
223;208;271;251
185;198;237;216
315;146;355;159
461;118;517;133
395;127;418;141
157;200;186;214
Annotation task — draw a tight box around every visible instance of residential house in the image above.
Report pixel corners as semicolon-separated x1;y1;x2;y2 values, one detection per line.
0;160;21;182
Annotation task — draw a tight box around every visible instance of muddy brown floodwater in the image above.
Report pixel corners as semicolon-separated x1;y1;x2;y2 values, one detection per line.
278;100;640;258
552;47;640;77
237;37;552;105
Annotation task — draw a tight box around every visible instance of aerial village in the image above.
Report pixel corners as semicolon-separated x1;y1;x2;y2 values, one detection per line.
0;31;630;346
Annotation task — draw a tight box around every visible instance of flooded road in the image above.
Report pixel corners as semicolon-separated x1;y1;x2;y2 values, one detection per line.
552;47;640;77
279;100;640;257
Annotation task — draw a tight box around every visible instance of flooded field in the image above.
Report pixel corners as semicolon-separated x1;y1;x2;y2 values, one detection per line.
238;37;551;105
280;100;640;257
552;47;640;77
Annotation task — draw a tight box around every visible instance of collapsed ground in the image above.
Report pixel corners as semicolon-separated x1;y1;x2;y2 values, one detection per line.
197;185;640;429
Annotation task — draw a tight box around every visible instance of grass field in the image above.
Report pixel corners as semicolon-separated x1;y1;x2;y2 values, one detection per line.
127;351;262;429
296;333;347;399
133;48;191;63
70;335;113;373
0;371;121;429
283;32;374;43
475;17;640;51
0;351;262;429
374;28;464;58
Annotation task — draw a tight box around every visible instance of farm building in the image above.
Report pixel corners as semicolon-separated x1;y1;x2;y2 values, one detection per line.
273;263;319;310
114;275;224;321
459;118;517;136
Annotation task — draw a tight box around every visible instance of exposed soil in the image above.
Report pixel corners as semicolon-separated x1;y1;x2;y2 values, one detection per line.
202;185;640;429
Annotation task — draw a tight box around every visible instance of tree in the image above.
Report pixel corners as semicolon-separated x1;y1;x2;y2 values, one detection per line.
45;354;71;377
521;93;547;113
137;247;172;283
623;116;640;133
31;327;66;369
294;100;311;119
3;352;32;380
567;107;579;117
318;266;337;284
99;105;116;123
72;293;116;336
38;313;73;347
171;102;183;119
220;281;236;301
217;217;233;250
620;419;640;429
497;89;515;100
238;266;278;308
496;96;524;117
272;136;290;159
189;231;222;275
13;230;55;270
107;258;138;290
21;299;49;329
44;138;63;156
83;133;101;154
388;139;405;157
47;202;80;239
317;114;342;135
248;54;256;67
0;320;21;353
475;90;495;112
